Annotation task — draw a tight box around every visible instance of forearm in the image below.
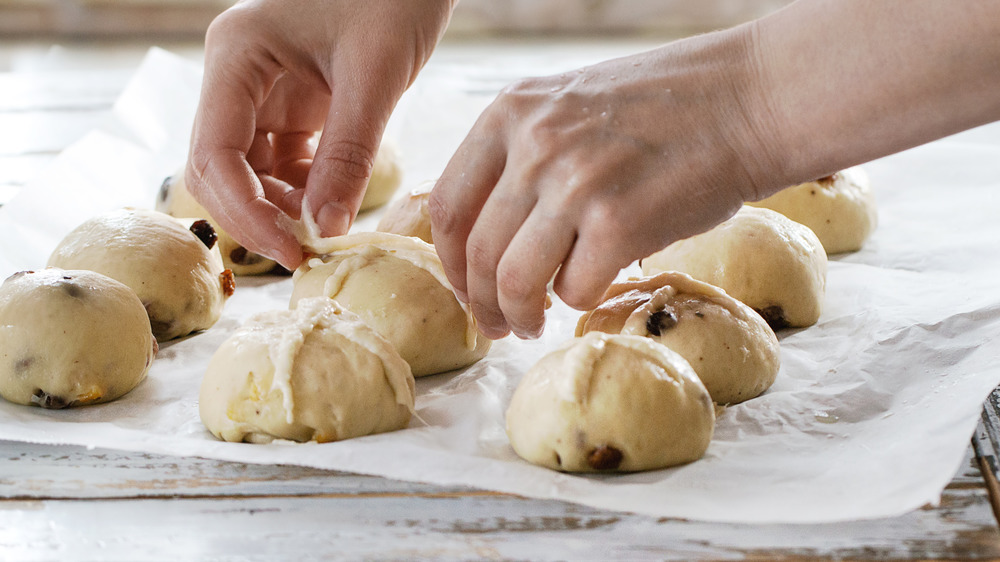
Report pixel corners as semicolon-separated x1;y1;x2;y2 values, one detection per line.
746;0;1000;194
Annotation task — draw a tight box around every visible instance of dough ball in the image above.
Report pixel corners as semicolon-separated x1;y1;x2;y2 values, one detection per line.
506;332;714;473
376;188;433;244
641;206;827;330
747;167;877;254
290;232;491;376
0;268;156;409
576;272;780;405
48;207;234;341
359;141;403;212
156;168;282;275
199;297;414;443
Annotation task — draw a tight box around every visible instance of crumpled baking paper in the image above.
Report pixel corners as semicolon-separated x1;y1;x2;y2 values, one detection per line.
1;47;1000;524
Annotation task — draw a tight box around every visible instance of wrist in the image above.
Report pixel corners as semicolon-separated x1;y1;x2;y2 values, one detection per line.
654;23;790;205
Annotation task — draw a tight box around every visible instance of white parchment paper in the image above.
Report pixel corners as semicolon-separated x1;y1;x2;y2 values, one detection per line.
2;48;1000;524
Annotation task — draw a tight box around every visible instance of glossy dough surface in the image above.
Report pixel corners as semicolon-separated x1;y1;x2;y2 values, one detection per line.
290;232;490;377
0;269;156;408
157;168;280;275
48;207;232;341
506;332;715;473
747;167;877;254
641;206;827;329
577;272;780;404
199;297;415;444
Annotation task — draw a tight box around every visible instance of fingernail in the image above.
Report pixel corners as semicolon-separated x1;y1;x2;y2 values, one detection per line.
315;201;351;236
267;246;301;271
454;287;469;304
512;322;544;340
479;320;510;341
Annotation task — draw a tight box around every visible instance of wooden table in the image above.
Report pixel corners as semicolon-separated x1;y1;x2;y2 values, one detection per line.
2;39;999;560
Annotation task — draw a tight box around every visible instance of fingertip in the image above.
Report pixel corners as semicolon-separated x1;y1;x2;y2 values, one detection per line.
555;286;606;312
314;200;353;237
478;322;511;341
510;318;545;340
552;266;612;312
267;243;304;272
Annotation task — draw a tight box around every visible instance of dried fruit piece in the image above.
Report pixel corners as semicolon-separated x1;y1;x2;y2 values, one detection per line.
645;308;678;336
586;445;624;470
190;219;218;250
31;389;68;410
220;269;236;297
757;305;790;331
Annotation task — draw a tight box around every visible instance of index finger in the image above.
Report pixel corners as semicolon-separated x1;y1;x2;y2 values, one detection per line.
186;43;302;270
429;121;507;302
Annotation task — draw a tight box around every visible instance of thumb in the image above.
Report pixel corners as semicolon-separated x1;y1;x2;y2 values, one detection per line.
305;77;394;237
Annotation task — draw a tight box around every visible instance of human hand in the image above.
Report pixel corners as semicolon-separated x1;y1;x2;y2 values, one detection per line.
430;28;781;340
186;0;454;269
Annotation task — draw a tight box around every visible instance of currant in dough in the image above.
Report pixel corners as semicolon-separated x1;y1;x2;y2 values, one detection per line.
359;140;403;212
376;188;433;244
290;232;491;377
641;206;827;330
506;332;714;472
199;297;414;443
747;167;877;254
576;272;780;405
0;268;156;409
48;207;234;341
157;168;281;275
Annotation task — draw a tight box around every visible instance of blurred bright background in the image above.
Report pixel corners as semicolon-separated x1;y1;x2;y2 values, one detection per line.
0;0;791;39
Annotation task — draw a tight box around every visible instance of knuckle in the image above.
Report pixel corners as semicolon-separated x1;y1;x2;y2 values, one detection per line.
464;237;498;274
205;7;250;47
498;77;534;99
316;140;376;186
583;201;626;238
496;261;534;304
426;190;459;237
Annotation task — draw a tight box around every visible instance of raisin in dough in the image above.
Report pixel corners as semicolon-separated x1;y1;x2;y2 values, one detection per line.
641;206;827;330
576;272;780;405
157;168;281;275
359;140;403;212
747;167;877;254
0;269;156;409
506;332;714;473
48;207;234;341
290;232;491;376
376;188;433;244
200;297;414;443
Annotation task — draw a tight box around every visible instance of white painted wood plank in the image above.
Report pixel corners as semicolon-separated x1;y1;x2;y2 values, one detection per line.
0;441;473;498
1;440;996;561
0;440;987;500
0;490;996;561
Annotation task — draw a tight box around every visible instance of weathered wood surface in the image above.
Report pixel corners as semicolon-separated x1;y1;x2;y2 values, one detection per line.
0;440;998;561
1;39;1000;561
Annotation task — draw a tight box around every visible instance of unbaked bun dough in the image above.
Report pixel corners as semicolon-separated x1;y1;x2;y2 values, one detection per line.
376;188;433;244
747;167;877;254
290;232;491;376
576;272;780;405
359;140;403;212
48;207;234;341
157;168;282;275
0;268;156;409
506;332;714;472
641;206;826;330
200;297;414;443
